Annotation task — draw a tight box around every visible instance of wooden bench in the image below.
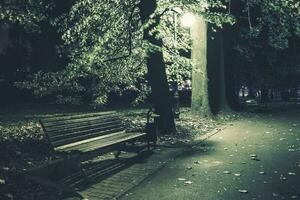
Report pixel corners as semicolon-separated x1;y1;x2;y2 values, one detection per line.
25;111;154;191
40;111;151;156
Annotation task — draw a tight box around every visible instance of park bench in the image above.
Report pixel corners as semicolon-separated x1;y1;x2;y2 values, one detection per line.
40;111;153;156
27;111;157;190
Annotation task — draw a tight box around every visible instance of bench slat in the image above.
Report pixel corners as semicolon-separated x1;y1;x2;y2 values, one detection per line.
46;120;123;137
42;115;119;128
74;132;147;153
54;131;125;151
44;118;121;133
49;123;124;143
42;111;116;123
51;127;125;147
57;132;147;152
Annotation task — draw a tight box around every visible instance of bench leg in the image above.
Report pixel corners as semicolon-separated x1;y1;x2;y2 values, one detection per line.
147;140;150;151
130;140;135;146
114;150;121;158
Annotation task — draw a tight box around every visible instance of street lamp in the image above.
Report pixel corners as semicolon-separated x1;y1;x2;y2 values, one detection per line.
170;11;196;119
180;12;196;28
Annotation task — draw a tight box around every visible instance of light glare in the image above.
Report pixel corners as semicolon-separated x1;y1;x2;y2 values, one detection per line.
181;13;196;28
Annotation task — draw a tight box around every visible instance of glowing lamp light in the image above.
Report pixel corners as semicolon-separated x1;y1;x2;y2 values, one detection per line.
180;13;196;28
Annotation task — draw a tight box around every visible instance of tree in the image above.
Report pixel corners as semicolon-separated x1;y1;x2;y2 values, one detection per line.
191;15;212;116
139;0;176;134
226;0;300;104
1;0;240;129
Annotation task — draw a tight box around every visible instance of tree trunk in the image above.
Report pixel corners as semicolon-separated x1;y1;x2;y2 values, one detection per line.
218;30;231;112
223;25;242;111
139;0;176;134
191;15;212;117
261;85;269;103
248;85;255;98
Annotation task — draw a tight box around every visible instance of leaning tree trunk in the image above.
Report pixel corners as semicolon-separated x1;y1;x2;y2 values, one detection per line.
191;15;212;117
139;0;176;134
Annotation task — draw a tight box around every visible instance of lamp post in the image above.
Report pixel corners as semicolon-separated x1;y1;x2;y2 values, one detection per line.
169;11;197;119
171;9;191;119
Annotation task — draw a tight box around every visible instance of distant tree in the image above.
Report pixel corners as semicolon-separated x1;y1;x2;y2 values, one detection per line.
226;0;300;103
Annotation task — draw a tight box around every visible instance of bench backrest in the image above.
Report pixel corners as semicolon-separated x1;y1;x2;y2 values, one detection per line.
40;111;125;149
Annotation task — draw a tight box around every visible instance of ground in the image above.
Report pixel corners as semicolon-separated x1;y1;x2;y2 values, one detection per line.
0;105;232;200
0;104;299;199
120;110;300;200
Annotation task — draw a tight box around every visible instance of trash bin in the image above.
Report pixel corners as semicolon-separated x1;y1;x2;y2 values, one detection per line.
173;90;180;119
146;109;160;143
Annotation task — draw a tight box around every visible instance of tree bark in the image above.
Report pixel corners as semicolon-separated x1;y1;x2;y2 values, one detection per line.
261;85;269;103
191;15;212;117
218;30;231;112
223;24;242;111
139;0;176;134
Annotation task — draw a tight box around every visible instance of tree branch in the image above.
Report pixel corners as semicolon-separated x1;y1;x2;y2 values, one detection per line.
247;0;252;29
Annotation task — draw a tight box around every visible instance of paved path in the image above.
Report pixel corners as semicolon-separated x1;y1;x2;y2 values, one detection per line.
72;147;185;200
120;111;300;200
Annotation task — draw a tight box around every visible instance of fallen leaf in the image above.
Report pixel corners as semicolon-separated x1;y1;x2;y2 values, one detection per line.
5;194;13;199
272;193;279;197
27;161;33;165
0;178;5;184
2;167;9;171
238;189;248;193
280;175;287;180
184;181;193;185
288;149;295;152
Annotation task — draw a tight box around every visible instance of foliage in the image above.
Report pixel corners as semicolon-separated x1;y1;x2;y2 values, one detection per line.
231;0;300;90
1;0;234;106
0;0;54;33
0;121;42;143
